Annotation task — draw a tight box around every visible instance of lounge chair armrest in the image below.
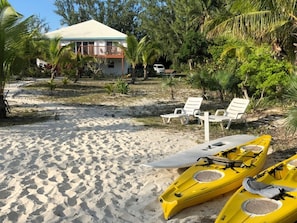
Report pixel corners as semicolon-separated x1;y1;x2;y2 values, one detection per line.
214;109;226;116
235;112;244;119
193;109;200;116
173;108;185;114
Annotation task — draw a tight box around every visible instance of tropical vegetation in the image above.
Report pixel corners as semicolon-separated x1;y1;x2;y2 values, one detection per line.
2;0;297;131
0;0;32;118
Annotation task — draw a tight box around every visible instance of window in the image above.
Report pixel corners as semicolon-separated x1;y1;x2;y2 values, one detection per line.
83;42;88;54
75;41;94;55
107;41;112;54
76;42;82;53
108;60;114;68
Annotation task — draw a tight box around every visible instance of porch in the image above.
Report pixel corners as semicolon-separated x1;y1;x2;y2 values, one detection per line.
77;45;125;59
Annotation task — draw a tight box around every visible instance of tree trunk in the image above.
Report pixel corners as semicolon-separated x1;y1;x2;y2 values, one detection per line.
130;67;136;84
188;59;193;71
242;87;249;99
143;65;148;80
51;65;57;80
170;87;174;100
0;95;7;119
74;68;80;83
218;89;224;102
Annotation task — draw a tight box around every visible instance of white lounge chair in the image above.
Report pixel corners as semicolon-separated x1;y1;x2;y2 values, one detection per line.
196;98;250;130
161;97;203;124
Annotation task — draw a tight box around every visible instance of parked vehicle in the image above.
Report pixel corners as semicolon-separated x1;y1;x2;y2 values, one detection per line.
127;65;156;77
153;64;165;74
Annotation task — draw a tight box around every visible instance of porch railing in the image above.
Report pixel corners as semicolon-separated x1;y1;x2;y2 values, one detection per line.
77;46;124;58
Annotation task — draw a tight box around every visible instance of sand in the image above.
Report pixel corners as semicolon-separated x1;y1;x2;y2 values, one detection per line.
0;81;277;223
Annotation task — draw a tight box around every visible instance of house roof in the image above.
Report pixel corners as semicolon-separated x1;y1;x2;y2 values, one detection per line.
45;19;127;41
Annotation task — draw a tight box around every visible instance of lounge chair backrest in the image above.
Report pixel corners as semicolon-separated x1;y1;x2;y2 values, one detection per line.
183;97;203;115
225;98;250;119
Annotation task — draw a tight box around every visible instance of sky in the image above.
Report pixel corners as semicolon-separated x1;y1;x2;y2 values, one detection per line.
9;0;61;31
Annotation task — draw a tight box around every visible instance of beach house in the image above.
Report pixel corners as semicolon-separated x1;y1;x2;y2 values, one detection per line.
44;19;128;76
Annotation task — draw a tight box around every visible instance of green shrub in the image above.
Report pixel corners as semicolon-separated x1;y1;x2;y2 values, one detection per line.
115;78;129;94
237;46;293;99
47;79;56;91
62;77;69;85
104;83;116;95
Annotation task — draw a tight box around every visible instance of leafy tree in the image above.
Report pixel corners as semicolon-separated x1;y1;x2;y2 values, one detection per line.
54;0;141;35
188;65;218;96
214;38;254;99
187;37;244;101
15;16;51;78
237;45;293;103
140;0;224;65
54;0;104;26
27;15;50;34
177;30;210;70
215;1;297;131
0;0;32;118
208;38;293;101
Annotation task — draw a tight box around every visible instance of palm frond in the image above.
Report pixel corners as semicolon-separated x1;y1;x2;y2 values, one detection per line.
207;7;291;41
285;75;297;134
285;107;297;134
0;1;31;82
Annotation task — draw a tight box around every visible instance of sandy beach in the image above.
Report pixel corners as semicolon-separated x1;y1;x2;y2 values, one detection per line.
0;81;293;223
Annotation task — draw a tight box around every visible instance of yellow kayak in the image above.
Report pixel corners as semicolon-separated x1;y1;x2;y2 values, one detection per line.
159;135;272;220
216;153;297;223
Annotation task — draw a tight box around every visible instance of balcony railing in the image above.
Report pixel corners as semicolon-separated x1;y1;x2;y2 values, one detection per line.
77;46;124;59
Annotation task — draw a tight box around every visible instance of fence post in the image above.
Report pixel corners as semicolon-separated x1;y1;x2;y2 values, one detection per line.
204;112;209;142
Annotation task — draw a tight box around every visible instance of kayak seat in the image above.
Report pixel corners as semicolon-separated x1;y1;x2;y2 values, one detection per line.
288;159;297;167
242;177;295;199
241;145;263;153
204;156;243;168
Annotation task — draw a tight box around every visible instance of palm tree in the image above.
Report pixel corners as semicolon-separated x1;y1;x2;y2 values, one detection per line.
285;77;297;133
218;39;254;99
206;1;297;133
0;0;32;118
205;0;297;60
162;76;179;100
117;35;144;84
140;38;161;80
46;37;72;80
72;52;94;83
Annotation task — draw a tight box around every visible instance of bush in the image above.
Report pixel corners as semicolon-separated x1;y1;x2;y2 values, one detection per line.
47;79;56;91
62;77;69;85
104;79;129;95
115;78;129;94
237;46;293;99
104;83;116;95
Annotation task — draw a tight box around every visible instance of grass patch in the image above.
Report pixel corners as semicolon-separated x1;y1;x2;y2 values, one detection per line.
0;110;52;127
2;77;286;144
25;77;191;105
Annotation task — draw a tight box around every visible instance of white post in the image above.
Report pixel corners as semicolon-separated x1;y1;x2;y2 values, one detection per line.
204;112;209;142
